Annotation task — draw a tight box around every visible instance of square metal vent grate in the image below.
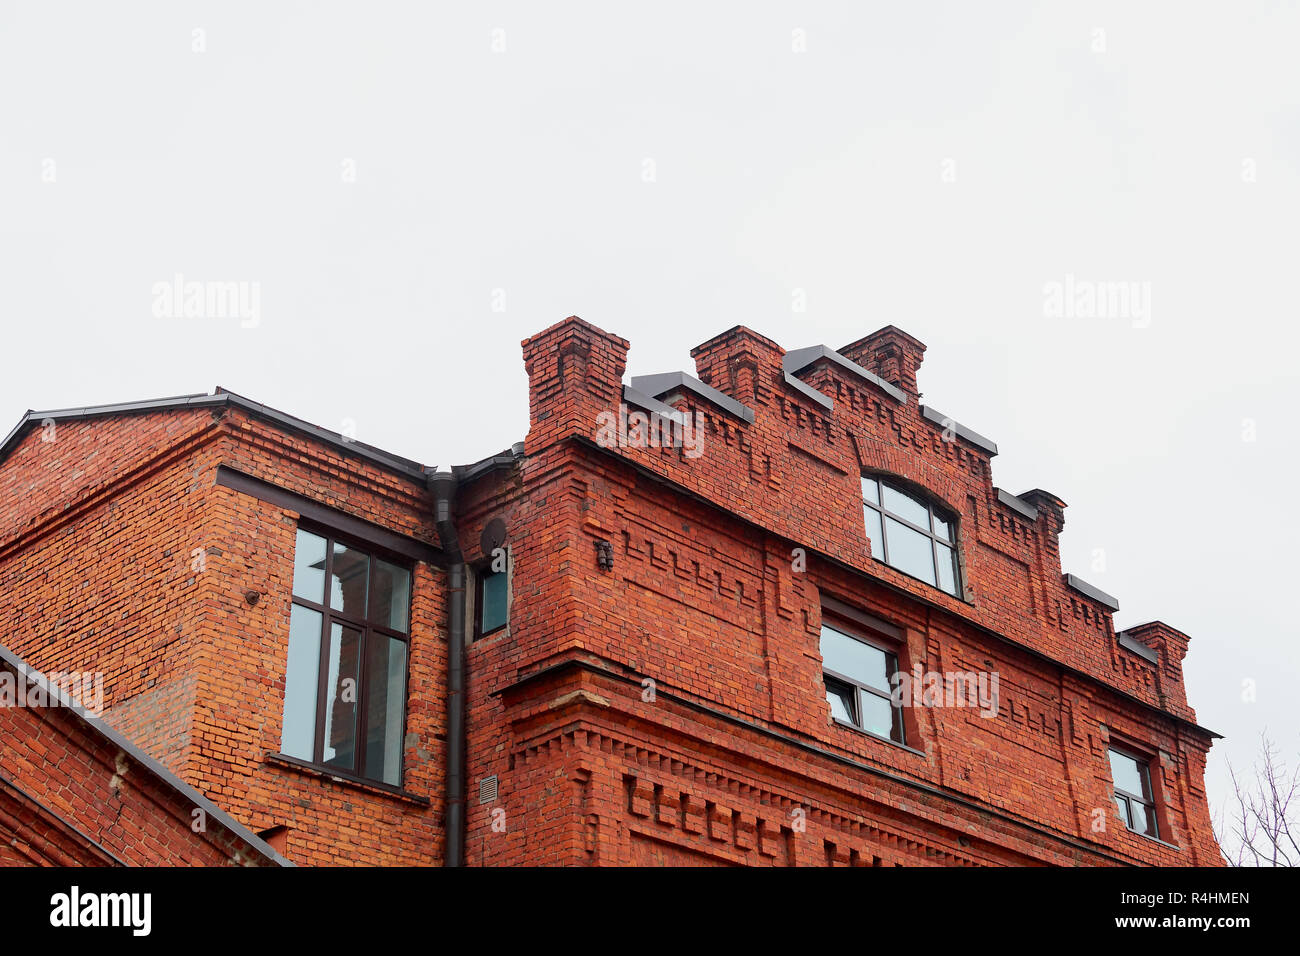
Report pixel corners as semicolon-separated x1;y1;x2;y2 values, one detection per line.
478;775;499;804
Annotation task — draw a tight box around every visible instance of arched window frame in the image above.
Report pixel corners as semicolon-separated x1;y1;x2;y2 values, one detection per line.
861;474;961;597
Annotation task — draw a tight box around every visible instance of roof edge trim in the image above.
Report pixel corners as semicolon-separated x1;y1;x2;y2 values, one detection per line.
0;643;294;867
920;405;999;456
622;385;692;427
0;390;431;483
629;371;756;424
1065;572;1121;612
783;345;908;405
996;488;1039;521
1117;632;1159;664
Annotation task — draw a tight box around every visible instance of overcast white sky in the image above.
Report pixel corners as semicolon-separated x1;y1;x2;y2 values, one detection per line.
2;1;1297;838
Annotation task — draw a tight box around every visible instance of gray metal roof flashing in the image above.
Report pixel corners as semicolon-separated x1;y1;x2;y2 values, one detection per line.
214;388;429;480
0;643;293;866
0;388;431;483
1065;573;1121;612
783;345;908;405
621;385;693;427
920;405;999;456
629;371;755;424
996;488;1039;521
450;446;524;483
1117;632;1159;664
781;370;835;410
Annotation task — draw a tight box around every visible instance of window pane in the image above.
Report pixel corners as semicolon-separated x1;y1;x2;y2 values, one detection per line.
322;624;362;771
936;543;957;595
863;505;884;560
292;530;327;603
329;542;369;618
861;476;879;505
882;483;929;529
1136;802;1159;838
1109;749;1146;797
1115;794;1132;829
860;691;896;740
281;605;322;760
373;559;411;632
932;513;952;541
825;679;855;724
363;634;407;786
1137;764;1153;800
480;569;508;634
820;626;890;692
884;517;937;586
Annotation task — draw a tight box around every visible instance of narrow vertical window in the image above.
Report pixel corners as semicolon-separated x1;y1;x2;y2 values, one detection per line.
475;562;509;639
1109;746;1161;839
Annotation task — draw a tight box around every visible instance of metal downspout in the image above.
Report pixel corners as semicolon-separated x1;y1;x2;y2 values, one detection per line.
429;471;466;867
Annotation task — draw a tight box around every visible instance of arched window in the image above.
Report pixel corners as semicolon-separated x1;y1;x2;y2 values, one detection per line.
861;475;960;597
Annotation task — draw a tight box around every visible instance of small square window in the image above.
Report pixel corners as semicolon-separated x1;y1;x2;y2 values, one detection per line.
820;619;904;744
862;475;962;597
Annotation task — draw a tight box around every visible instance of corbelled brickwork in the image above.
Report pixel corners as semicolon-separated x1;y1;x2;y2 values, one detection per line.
0;317;1221;866
464;317;1219;866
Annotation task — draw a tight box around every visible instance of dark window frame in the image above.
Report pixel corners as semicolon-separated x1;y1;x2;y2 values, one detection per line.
283;520;414;789
1108;743;1160;840
820;615;906;745
862;474;961;597
473;559;509;641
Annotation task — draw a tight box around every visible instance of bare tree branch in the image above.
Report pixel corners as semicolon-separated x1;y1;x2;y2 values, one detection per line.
1214;731;1299;867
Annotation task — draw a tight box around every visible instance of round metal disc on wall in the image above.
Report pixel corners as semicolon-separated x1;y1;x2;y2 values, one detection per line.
480;517;507;558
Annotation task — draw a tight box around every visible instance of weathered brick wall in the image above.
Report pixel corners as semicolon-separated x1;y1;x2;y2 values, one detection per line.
0;656;277;866
454;316;1219;866
0;316;1221;867
0;408;220;543
0;410;225;777
193;453;446;866
1;405;448;866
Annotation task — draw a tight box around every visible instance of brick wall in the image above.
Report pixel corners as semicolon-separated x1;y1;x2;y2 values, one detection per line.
455;316;1220;866
0;650;280;866
0;405;447;865
191;423;447;866
0;315;1222;866
0;408;225;777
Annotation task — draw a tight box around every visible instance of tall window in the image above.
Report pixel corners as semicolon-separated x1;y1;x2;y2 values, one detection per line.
281;527;412;787
820;620;904;744
861;475;960;597
1109;746;1160;838
474;563;509;640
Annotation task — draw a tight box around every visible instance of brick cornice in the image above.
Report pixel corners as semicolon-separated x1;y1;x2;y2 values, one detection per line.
497;656;1164;866
560;433;1217;742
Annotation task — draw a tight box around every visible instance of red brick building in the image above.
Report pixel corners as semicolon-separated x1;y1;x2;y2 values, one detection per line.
0;644;287;866
0;317;1221;866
